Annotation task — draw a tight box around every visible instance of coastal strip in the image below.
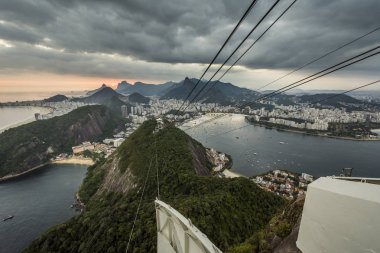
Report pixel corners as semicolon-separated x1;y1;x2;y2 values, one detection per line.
52;157;94;166
223;169;246;178
247;121;380;141
0;157;94;183
0;163;48;182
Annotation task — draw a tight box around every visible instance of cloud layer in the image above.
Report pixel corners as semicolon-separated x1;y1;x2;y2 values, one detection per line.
0;0;379;89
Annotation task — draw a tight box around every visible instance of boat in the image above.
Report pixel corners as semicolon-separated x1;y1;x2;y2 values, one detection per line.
3;215;14;221
235;137;239;139
279;141;285;144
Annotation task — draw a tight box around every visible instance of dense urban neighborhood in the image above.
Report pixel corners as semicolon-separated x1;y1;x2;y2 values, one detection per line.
252;170;314;200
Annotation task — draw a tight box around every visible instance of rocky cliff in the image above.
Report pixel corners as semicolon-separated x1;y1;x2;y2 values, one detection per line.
0;105;124;178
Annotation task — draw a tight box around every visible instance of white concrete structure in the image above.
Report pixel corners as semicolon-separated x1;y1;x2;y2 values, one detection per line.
155;200;222;253
113;138;125;147
297;177;380;253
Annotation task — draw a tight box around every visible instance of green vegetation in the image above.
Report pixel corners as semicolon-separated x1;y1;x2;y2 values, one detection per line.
329;122;380;138
78;158;107;203
24;120;286;253
0;105;124;177
227;197;305;253
247;116;380;139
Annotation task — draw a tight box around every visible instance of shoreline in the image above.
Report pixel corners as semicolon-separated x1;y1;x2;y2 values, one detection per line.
0;117;35;133
0;163;48;182
0;105;53;133
185;113;380;141
0;157;93;183
248;121;380;142
52;157;94;166
223;169;246;178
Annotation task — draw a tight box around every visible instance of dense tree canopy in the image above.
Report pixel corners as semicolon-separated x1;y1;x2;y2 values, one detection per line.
24;120;286;253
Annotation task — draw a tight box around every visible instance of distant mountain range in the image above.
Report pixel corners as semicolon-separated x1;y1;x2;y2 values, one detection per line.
35;78;375;113
116;81;174;96
81;78;375;109
298;93;361;105
162;77;261;105
284;88;380;99
76;86;151;115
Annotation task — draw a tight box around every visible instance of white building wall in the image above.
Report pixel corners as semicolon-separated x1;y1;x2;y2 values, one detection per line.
297;177;380;253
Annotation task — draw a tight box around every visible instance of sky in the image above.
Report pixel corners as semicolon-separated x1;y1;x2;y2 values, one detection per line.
0;0;379;93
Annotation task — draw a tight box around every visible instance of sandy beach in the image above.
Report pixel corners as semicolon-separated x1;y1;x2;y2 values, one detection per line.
52;157;94;166
0;157;93;182
223;169;245;178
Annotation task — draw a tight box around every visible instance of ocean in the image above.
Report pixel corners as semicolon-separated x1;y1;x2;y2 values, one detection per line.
0;91;86;103
0;106;50;133
0;164;87;253
182;114;380;178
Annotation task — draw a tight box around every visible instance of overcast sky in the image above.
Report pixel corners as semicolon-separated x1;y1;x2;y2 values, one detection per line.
0;0;379;92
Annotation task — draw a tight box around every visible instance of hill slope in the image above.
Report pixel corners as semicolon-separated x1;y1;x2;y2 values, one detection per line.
81;87;125;104
43;94;68;102
127;92;150;104
24;120;286;253
0;105;124;178
77;87;129;115
86;84;108;96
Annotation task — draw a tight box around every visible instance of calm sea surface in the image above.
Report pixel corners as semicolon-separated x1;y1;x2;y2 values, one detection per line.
0;91;86;103
0;107;51;133
0;164;86;253
182;114;380;178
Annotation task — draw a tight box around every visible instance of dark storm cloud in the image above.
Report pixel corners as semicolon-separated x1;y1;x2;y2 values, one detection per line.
0;0;379;76
0;22;42;44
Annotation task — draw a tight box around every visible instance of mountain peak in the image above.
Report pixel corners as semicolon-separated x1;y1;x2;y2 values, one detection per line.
116;80;174;96
43;94;68;102
86;84;108;96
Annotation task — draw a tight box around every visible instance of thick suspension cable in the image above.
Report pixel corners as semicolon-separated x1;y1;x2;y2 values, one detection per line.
200;0;298;99
311;79;380;105
255;26;380;92
174;0;259;115
208;79;380;138
184;47;380;131
155;136;160;199
251;45;380;103
126;158;153;253
258;50;380;102
180;0;282;113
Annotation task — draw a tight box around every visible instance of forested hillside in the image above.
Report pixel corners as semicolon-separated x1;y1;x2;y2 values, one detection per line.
0;105;124;178
24;120;286;252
